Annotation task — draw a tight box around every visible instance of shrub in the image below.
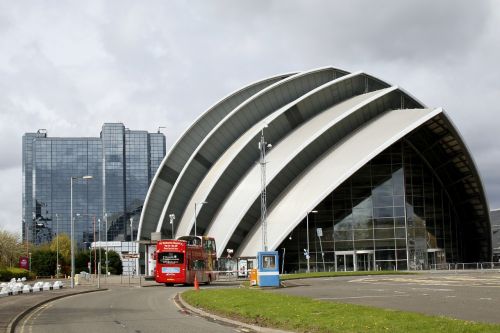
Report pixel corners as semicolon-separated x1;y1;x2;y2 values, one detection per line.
0;267;12;281
0;267;35;281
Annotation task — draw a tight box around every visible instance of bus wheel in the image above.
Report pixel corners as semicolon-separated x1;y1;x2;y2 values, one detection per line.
164;283;173;287
205;275;212;285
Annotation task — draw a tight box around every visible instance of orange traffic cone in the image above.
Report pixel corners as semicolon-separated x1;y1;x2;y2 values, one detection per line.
194;274;200;291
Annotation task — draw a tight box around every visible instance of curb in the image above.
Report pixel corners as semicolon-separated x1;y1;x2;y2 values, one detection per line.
6;288;108;333
176;292;293;333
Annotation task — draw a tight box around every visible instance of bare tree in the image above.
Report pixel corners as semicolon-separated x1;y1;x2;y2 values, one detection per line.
0;230;25;268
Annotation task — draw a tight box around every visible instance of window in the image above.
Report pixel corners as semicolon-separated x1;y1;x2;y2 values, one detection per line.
262;255;276;269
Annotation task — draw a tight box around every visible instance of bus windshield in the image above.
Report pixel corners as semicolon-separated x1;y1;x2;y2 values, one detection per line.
158;252;184;264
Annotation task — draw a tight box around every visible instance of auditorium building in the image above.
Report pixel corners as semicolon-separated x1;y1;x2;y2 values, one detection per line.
139;67;492;272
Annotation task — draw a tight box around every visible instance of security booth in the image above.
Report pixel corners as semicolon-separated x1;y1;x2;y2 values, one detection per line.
257;251;280;287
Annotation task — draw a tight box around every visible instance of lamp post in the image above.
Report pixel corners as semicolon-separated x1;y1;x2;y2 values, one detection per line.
104;213;108;279
258;127;272;251
55;213;59;278
70;175;93;288
23;219;28;256
306;210;318;273
130;217;137;276
97;218;101;289
194;202;207;237
169;214;175;239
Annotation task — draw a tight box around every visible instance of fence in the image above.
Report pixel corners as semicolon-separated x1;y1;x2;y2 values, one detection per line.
430;262;500;270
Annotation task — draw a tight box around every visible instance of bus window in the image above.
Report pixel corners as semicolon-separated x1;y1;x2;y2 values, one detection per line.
158;252;184;264
190;259;205;270
203;239;216;253
195;260;205;270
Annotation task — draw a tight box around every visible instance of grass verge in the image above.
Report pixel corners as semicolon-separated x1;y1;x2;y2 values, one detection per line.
182;288;500;333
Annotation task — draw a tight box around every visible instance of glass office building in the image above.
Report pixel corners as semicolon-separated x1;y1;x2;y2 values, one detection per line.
22;124;166;248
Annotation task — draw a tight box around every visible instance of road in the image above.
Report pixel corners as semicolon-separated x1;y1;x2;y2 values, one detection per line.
14;285;239;333
277;271;500;323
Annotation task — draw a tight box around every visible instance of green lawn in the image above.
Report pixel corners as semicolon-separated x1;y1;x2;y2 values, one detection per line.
182;288;500;333
280;270;413;280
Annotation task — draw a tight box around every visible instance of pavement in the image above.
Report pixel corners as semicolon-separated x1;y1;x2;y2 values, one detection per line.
0;286;104;333
10;284;246;333
276;270;500;324
5;271;500;332
1;274;167;333
1;274;154;332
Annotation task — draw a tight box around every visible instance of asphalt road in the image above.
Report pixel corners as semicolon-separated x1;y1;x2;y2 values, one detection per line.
14;285;239;333
277;271;500;324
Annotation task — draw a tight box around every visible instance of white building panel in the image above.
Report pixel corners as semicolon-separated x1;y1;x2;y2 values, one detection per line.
238;107;441;257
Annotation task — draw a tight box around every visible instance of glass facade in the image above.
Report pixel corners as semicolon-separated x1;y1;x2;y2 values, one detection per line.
279;140;462;273
492;210;500;262
22;124;166;248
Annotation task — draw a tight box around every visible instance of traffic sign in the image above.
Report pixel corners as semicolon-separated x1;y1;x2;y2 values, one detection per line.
123;253;140;259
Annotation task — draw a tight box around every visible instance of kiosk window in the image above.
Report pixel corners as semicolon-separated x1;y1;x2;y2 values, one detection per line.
262;255;276;269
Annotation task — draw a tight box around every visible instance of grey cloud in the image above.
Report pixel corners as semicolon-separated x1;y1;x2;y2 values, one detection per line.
0;1;499;233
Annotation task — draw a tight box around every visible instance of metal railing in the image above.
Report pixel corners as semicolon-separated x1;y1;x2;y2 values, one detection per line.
430;262;500;270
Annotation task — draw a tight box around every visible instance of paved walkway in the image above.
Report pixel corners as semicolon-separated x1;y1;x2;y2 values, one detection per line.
76;274;157;287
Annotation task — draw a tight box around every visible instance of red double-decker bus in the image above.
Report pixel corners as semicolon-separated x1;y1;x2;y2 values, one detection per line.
155;236;217;286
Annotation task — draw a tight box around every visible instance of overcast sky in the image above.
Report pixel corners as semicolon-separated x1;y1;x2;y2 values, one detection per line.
1;1;499;234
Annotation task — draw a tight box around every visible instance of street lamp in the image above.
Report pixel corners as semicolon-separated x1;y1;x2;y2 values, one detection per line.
130;217;137;276
306;210;318;273
194;201;207;237
104;213;108;279
169;214;175;239
258;126;272;251
70;175;93;288
97;218;101;289
55;213;59;278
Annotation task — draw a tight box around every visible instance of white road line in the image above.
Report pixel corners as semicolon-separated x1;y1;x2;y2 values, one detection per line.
20;303;52;333
410;287;453;292
480;298;492;300
317;294;410;300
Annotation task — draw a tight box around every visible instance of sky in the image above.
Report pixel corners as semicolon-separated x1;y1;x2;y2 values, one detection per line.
1;0;499;234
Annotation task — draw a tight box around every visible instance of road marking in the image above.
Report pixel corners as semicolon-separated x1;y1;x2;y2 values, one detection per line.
317;294;410;300
20;302;52;333
480;297;492;300
411;287;453;292
353;274;500;288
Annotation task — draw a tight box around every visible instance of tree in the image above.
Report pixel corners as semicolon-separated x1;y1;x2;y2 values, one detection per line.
75;250;91;273
0;230;25;268
49;233;71;261
105;250;123;275
75;249;122;275
31;250;57;276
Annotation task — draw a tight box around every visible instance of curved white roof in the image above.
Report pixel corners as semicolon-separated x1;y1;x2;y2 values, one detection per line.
139;73;292;239
238;107;441;256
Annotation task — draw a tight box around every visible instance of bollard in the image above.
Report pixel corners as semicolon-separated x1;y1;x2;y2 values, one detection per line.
194;274;200;291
